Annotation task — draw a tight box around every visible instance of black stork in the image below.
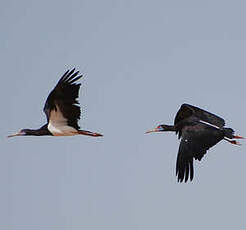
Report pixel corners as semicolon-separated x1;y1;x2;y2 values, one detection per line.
146;103;243;183
8;68;103;137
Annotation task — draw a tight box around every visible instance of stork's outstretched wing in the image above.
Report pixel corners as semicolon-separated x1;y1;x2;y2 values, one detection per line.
43;68;82;130
176;122;224;182
174;104;225;128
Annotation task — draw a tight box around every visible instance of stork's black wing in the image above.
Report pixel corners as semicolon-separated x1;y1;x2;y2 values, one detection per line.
43;68;82;130
174;104;225;128
176;122;224;182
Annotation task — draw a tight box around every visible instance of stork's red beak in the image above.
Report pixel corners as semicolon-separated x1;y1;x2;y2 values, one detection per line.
145;125;165;134
145;128;160;134
7;131;25;138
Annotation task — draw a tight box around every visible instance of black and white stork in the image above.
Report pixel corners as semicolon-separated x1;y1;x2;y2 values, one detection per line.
146;103;243;183
8;68;103;137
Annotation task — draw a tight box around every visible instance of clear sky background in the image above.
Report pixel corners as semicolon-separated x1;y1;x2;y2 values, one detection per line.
1;0;246;229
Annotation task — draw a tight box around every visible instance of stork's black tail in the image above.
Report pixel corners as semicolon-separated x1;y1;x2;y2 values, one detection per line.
223;128;234;139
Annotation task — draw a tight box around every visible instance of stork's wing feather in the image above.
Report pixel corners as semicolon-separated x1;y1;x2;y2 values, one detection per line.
176;123;224;182
174;104;225;128
43;68;82;130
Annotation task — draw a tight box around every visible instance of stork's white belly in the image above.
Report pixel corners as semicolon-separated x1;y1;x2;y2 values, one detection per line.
48;122;78;136
48;105;78;136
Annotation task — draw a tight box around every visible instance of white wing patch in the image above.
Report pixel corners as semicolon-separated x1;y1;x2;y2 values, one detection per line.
199;120;221;130
48;105;78;136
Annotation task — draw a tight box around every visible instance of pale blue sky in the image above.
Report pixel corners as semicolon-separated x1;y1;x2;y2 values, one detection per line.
1;0;246;229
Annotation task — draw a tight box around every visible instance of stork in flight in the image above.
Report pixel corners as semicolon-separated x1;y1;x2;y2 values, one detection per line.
146;104;243;182
8;68;103;137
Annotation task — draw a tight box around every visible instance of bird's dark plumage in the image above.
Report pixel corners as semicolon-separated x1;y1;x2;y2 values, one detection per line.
174;104;225;128
8;68;103;137
176;122;224;182
174;104;227;182
44;68;82;130
146;103;243;183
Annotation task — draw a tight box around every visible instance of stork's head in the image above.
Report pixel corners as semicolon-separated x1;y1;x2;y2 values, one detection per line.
8;129;31;137
145;124;176;134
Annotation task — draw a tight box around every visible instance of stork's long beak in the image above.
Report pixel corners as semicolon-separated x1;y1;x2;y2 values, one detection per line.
7;131;24;138
145;128;160;134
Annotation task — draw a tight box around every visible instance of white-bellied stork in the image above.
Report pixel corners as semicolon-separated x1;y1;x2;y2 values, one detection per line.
8;68;103;137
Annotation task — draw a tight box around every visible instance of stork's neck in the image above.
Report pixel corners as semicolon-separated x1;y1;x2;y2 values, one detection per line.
162;125;176;132
23;124;52;136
